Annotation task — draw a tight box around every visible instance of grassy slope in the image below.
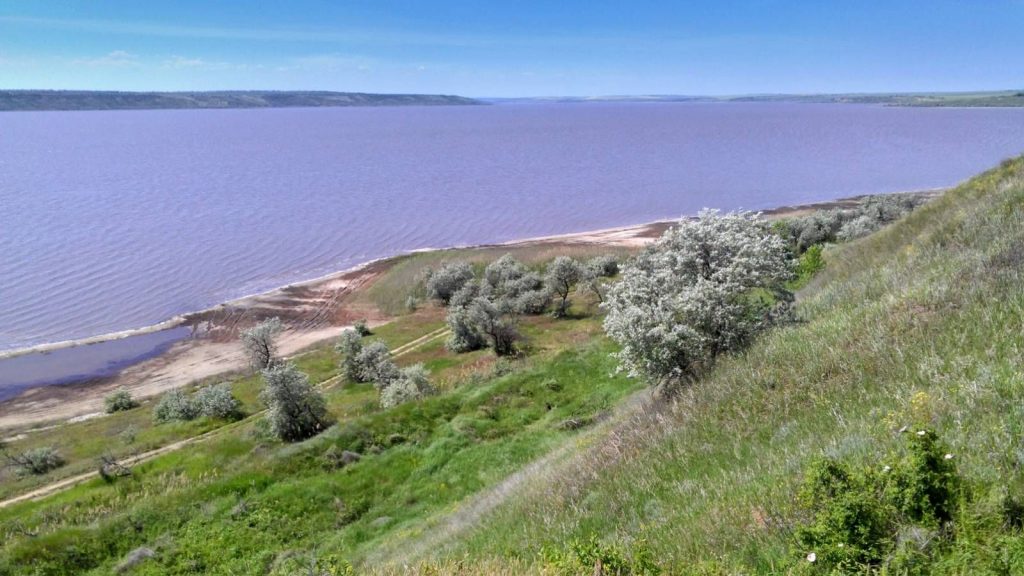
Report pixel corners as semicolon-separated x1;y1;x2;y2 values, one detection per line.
395;157;1024;572
0;294;644;574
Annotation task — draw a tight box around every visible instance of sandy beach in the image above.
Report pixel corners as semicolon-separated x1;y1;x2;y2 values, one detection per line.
0;192;935;431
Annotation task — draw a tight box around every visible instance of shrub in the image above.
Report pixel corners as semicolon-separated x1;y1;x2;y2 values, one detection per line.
445;304;487;353
260;363;331;442
425;261;475;305
103;388;138;413
5;446;65;476
588;254;620;277
794;244;826;286
546;256;584;318
240;317;283;371
792;429;964;574
469;297;521;356
602;210;793;392
153;389;201;423
380;364;436;409
353;319;372;336
335;329;365;382
355;342;400;389
541;534;661;575
194;383;242;420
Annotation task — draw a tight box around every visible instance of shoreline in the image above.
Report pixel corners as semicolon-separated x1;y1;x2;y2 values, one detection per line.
0;189;940;430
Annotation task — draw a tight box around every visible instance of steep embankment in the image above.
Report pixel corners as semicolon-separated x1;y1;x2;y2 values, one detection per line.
394;157;1024;572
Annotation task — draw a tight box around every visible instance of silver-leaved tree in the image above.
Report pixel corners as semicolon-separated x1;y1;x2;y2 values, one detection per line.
602;210;794;395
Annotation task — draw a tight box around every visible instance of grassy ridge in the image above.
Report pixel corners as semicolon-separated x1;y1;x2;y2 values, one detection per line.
410;157;1024;572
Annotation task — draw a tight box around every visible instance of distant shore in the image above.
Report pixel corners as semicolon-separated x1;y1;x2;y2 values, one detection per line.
0;190;940;430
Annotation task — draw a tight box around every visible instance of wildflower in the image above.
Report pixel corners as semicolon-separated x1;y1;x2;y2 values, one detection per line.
917;430;926;436
898;425;909;433
882;465;891;472
837;543;844;548
944;453;954;460
807;552;817;563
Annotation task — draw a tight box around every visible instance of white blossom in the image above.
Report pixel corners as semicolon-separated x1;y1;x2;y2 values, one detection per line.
602;210;794;392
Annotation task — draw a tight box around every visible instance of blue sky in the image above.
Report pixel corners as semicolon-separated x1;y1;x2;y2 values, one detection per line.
0;1;1021;97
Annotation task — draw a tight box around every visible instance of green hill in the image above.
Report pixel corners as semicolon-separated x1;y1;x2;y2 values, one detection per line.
0;90;481;111
1;157;1023;575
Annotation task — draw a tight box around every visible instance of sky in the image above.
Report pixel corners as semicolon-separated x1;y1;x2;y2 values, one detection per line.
0;1;1022;97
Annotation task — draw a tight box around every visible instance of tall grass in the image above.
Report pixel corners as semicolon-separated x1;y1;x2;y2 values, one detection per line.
400;157;1024;572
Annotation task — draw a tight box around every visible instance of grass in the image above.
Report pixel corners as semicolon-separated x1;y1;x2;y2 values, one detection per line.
0;285;642;575
402;156;1024;572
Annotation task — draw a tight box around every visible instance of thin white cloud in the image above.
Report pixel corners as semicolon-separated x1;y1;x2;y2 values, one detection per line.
161;55;234;70
72;50;140;67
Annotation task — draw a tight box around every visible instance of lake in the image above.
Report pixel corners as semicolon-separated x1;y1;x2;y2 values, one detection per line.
3;102;1024;377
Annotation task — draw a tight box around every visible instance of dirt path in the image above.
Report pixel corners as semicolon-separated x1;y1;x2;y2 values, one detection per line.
0;328;451;510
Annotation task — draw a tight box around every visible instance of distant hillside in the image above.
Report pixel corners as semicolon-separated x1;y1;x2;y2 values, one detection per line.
0;90;482;111
489;90;1024;107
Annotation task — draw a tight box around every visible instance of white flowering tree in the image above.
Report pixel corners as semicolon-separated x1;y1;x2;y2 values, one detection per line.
602;210;794;393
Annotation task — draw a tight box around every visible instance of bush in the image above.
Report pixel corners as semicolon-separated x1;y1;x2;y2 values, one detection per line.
541;534;661;575
153;389;200;423
335;329;365;382
425;261;475;305
355;342;400;389
445;304;487;353
260;363;331;442
353;320;372;336
5;446;65;476
794;244;826;286
588;255;620;277
603;210;793;392
103;389;138;413
380;364;436;409
194;383;242;420
792;429;963;574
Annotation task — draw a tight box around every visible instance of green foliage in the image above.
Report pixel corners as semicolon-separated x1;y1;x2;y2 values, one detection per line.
792;244;826;288
792;430;969;574
541;535;661;575
102;388;138;413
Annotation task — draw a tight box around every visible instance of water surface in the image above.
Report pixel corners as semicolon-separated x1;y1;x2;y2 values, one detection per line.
3;102;1024;366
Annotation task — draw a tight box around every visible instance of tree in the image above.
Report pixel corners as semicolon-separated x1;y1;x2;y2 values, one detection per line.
260;363;331;442
587;255;620;277
335;328;365;382
425;261;475;305
445;303;487;353
240;317;283;371
546;256;584;317
602;210;793;394
355;341;400;389
104;388;138;413
468;297;521;356
380;364;436;408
